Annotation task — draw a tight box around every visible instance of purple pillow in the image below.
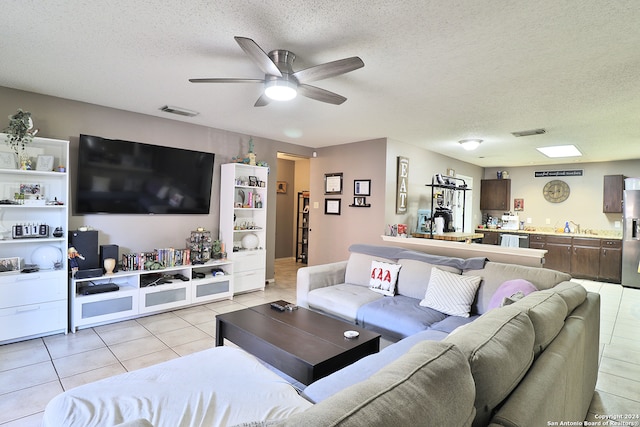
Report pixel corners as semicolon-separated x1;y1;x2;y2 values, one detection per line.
487;279;538;310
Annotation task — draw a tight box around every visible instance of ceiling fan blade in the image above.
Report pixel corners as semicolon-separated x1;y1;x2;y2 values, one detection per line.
298;84;347;105
254;94;271;107
293;57;364;83
189;78;264;83
234;36;283;77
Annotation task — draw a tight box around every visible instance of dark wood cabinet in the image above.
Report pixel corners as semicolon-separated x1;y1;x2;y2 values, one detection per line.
529;234;546;250
544;235;572;273
482;230;500;245
599;239;622;283
480;179;511;211
571;238;601;279
603;175;624;213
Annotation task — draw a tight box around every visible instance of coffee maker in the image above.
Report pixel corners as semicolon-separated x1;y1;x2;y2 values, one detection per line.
433;206;454;232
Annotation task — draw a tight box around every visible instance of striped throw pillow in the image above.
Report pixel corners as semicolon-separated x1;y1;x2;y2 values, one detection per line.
420;267;482;317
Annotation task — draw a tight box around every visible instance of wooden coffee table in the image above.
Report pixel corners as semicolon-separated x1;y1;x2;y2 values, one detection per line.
215;303;380;385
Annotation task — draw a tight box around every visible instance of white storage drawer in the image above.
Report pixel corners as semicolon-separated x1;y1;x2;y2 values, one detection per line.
0;300;67;341
139;282;191;314
0;272;67;307
234;269;265;294
232;250;266;273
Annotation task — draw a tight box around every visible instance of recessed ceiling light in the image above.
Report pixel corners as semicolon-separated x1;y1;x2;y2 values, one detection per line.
459;139;482;151
536;145;582;158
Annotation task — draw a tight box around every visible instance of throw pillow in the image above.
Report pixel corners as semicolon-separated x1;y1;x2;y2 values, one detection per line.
420;267;482;317
487;279;538;311
369;260;402;296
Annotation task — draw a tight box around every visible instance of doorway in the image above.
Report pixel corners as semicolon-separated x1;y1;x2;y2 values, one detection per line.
275;153;311;260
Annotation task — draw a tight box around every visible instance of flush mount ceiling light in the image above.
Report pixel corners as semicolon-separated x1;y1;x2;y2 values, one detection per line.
536;145;583;158
459;139;482;151
264;79;297;101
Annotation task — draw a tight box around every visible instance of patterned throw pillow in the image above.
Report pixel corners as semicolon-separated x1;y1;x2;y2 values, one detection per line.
369;260;402;296
420;267;482;317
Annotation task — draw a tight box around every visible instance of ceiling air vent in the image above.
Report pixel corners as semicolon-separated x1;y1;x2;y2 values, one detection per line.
511;128;546;137
159;105;199;117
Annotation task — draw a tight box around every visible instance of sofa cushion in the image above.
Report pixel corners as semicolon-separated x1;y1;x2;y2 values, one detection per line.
444;306;535;427
428;314;480;334
420;267;482;317
42;347;312;427
464;262;571;314
302;328;448;403
344;252;395;287
307;284;384;322
553;280;587;312
281;341;476;427
356;295;448;340
395;258;461;299
487;279;538;310
368;260;402;296
509;289;568;356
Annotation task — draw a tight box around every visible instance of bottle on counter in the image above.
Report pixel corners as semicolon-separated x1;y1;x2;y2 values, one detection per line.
564;222;571;233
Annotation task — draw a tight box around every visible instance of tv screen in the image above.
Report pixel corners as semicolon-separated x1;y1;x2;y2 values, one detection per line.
75;134;215;214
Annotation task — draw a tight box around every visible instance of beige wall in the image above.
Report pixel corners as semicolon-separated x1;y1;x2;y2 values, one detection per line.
484;161;640;232
1;86;314;280
385;139;484;233
309;139;388;264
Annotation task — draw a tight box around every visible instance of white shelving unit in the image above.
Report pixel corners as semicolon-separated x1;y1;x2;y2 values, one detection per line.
70;260;233;331
0;135;69;344
220;163;268;294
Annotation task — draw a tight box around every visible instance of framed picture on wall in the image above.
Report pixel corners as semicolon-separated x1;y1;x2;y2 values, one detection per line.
354;179;371;196
325;198;341;215
324;173;343;195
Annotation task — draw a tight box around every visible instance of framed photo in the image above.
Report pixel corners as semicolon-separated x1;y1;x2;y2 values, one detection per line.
514;198;524;211
36;155;55;171
325;198;341;215
354;179;371;196
248;176;258;187
354;196;366;206
277;181;287;193
324;173;343;194
0;152;17;170
0;257;20;274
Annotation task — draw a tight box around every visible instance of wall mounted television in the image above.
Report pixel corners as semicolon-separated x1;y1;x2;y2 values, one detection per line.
75;134;215;214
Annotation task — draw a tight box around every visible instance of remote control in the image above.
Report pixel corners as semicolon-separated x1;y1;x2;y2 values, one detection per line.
174;273;190;281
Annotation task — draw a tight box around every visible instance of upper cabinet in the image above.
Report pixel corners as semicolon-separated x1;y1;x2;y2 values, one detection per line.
603;174;624;213
480;179;511;211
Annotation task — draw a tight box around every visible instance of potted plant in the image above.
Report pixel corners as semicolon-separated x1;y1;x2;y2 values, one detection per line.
3;109;38;167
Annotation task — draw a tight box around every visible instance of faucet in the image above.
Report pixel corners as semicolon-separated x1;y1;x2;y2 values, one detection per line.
569;221;581;234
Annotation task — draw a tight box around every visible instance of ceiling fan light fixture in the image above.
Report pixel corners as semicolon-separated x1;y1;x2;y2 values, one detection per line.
459;139;482;151
264;80;297;101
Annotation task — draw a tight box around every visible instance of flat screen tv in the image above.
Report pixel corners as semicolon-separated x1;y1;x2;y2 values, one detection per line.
76;134;215;214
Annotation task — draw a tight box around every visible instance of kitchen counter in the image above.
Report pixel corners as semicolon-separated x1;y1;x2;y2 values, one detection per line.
412;232;484;241
476;228;622;240
381;235;547;267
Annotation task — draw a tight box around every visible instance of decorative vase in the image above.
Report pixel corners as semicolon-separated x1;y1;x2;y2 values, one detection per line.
103;258;116;275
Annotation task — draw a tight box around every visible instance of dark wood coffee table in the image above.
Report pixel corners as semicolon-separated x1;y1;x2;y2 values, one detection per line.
215;303;380;385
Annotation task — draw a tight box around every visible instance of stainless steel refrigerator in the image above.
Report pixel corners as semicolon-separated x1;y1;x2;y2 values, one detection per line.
622;189;640;288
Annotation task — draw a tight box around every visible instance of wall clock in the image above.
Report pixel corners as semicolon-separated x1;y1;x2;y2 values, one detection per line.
543;180;570;203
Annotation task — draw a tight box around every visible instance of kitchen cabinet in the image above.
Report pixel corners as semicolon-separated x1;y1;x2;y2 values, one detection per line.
543;235;572;274
481;230;499;245
570;237;600;279
599;239;622;283
480;179;511;211
529;234;546;250
603;175;624;213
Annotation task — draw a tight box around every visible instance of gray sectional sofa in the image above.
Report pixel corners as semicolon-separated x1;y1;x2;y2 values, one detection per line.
43;244;600;427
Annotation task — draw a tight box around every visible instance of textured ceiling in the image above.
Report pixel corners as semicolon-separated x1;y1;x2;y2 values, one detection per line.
2;1;639;167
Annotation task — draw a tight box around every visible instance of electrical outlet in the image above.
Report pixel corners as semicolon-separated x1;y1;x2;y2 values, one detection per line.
545;218;551;225
615;221;621;228
527;218;532;224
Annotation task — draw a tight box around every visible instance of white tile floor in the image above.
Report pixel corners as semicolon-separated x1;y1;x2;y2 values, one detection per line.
0;261;638;426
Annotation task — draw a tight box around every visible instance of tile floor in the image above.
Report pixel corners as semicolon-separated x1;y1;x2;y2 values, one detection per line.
0;260;639;426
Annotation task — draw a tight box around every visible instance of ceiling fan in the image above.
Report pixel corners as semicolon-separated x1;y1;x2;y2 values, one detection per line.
189;36;364;107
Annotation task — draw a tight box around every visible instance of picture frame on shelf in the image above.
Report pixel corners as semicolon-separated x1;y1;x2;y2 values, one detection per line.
354;196;366;206
0;257;20;274
249;176;258;187
0;151;17;170
36;155;55;171
354;179;371;196
324;198;341;215
324;173;343;195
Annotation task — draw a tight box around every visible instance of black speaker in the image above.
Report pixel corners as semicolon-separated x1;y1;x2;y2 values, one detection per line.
69;230;99;270
100;244;119;273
